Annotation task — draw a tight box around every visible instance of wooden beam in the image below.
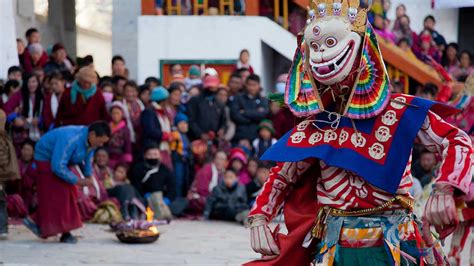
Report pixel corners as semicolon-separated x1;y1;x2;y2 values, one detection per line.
274;0;280;24
141;0;156;15
283;0;289;29
245;0;259;16
377;35;443;87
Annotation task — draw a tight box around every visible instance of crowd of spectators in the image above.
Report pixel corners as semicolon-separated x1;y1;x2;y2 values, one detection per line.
0;28;297;231
1;5;473;238
371;3;474;81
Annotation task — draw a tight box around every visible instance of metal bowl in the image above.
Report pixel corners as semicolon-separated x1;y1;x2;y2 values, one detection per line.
115;229;160;244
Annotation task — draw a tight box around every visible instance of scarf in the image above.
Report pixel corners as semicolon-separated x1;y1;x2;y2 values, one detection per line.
110;120;127;134
152;102;171;151
74;165;101;199
209;164;219;193
122;99;144;143
51;94;59;118
1;94;8;104
71;80;97;104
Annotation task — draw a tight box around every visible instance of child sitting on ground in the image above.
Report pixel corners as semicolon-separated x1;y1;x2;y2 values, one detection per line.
93;148;114;189
229;147;251;185
17;140;38;212
246;162;270;206
252;119;277;158
204;169;249;224
106;164;144;221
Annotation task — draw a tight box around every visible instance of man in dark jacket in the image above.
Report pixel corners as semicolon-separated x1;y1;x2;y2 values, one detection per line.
129;144;176;201
43;43;71;75
204;169;249;223
230;74;269;144
187;75;226;141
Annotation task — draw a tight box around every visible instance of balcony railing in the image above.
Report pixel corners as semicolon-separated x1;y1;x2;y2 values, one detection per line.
140;0;443;92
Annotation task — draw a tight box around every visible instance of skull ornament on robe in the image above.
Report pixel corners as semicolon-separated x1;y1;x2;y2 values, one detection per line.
304;16;362;85
291;132;306;143
368;143;386;160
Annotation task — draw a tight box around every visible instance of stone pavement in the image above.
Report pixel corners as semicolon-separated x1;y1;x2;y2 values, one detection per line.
0;220;258;265
0;220;471;265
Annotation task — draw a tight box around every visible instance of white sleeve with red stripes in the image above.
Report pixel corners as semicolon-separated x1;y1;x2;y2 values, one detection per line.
249;159;314;222
417;110;473;194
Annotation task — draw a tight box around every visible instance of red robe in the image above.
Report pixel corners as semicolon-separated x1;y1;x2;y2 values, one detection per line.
32;161;82;238
55;88;108;126
244;163;320;266
22;50;48;74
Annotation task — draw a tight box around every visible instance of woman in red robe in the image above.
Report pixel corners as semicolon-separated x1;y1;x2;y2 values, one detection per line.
55;66;108;126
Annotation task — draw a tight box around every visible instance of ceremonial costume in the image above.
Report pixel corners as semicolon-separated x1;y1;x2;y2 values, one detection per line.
246;1;473;265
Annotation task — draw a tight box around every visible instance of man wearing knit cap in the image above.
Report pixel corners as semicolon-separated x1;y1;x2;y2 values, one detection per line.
55;66;108;126
141;86;174;170
44;43;72;74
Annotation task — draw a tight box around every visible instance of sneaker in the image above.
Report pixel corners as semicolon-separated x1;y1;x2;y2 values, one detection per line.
60;232;78;244
0;232;7;240
22;217;41;238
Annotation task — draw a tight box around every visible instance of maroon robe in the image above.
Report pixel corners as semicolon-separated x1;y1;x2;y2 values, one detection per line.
271;108;295;139
42;93;62;130
107;121;133;168
55;88;108;126
22;50;49;74
31;161;82;238
187;163;223;214
244;164;320;266
19;160;37;211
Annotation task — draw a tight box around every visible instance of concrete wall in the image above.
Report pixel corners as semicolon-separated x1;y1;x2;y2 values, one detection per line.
0;0;19;79
12;0;57;54
135;16;296;90
12;0;77;57
112;0;141;79
387;0;459;43
77;28;112;76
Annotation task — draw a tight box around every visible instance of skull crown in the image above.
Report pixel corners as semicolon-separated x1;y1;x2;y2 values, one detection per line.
306;0;370;33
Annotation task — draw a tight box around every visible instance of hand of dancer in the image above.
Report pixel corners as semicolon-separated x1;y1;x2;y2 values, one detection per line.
423;184;458;240
77;178;92;187
248;215;280;258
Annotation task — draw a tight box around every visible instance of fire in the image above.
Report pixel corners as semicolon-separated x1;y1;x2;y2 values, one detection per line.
149;226;159;234
146;207;154;222
145;207;159;235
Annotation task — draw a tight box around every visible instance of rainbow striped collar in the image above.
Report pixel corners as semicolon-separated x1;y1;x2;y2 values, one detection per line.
285;23;390;120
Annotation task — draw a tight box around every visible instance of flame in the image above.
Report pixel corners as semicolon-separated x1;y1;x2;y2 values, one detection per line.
149;226;159;234
146;207;154;222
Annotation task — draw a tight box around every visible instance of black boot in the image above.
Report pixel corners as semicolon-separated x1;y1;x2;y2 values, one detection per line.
60;232;78;244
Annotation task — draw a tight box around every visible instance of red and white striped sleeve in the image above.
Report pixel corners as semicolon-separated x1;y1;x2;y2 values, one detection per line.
249;159;314;222
417;110;473;194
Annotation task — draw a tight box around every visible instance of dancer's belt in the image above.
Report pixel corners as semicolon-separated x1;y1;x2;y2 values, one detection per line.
311;195;414;239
